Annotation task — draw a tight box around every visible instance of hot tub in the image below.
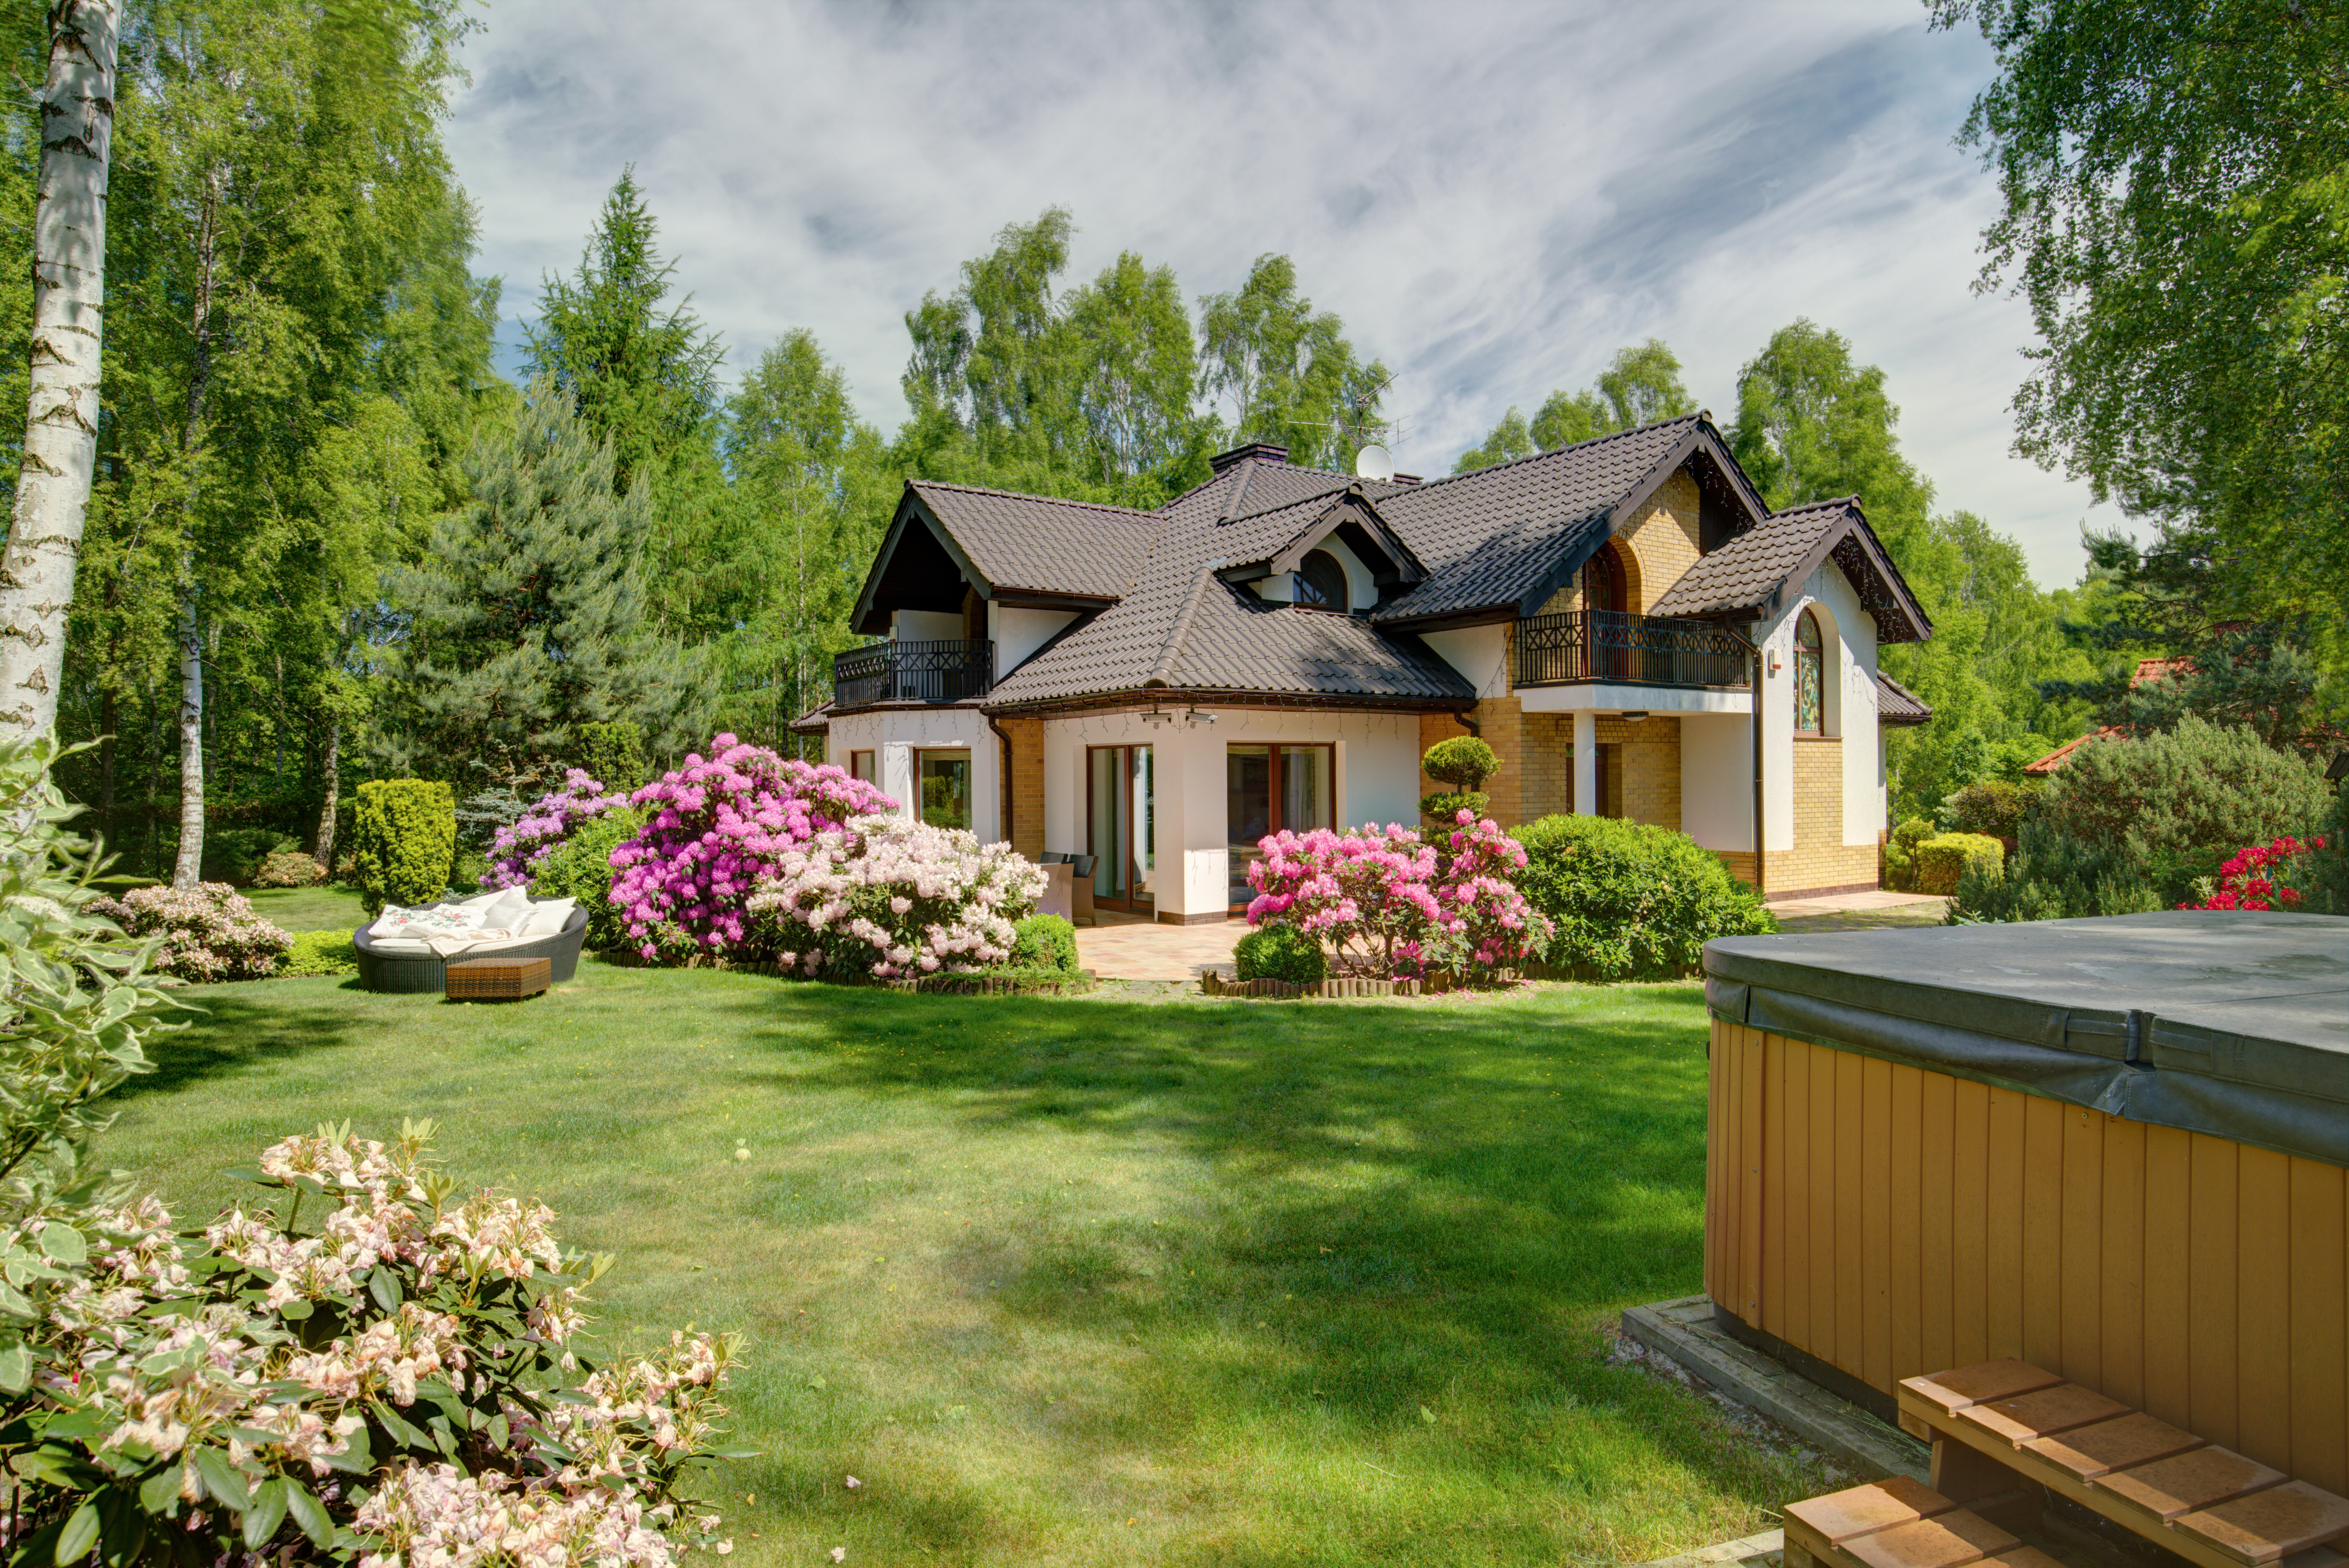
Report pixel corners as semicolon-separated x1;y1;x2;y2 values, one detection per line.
1700;909;2349;1494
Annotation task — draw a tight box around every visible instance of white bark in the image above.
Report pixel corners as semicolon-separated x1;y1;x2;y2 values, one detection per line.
0;0;119;736
314;719;338;875
171;584;201;887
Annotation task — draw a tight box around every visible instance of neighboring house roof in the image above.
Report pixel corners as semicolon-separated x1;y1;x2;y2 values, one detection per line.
1647;495;1931;643
2020;659;2196;774
1875;672;1932;727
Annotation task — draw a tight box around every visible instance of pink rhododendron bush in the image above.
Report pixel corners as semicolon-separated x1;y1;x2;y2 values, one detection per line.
746;816;1047;978
88;881;294;982
1243;811;1552;980
610;736;896;961
0;1122;744;1568
482;768;631;890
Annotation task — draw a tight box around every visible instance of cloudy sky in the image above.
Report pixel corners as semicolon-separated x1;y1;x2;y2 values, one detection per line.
444;0;2121;586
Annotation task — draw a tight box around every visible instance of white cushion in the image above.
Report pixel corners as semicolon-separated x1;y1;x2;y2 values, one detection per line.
519;897;576;936
455;890;507;911
485;886;533;931
368;936;435;955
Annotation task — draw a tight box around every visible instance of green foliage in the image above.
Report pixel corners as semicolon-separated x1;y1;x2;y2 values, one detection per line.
1950;818;2166;923
1915;834;2004;896
1198;251;1390;473
391;377;709;777
201;827;299;886
1513;815;1773;980
278;928;358;978
528;806;645;949
1935;0;2349;638
1008;914;1080;974
1233;924;1328;984
1419;791;1489;824
1944;779;2037;839
1893;817;1936;851
1421;736;1500;791
253;851;322;888
1456;340;1696;471
574;722;648;794
0;736;177;1219
349;780;455;914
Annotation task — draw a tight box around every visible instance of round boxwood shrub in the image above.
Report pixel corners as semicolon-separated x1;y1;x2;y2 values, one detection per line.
529;805;646;950
1420;735;1500;823
1010;913;1079;973
1513;814;1773;980
1233;923;1327;984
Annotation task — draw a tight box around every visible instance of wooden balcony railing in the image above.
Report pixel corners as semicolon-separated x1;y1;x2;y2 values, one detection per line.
831;638;994;706
1510;610;1750;690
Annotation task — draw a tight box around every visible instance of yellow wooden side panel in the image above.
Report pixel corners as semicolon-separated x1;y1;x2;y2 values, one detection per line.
1705;1020;1721;1307
1890;1065;1925;1389
1833;1048;1865;1375
2140;1125;2193;1430
2060;1105;2104;1391
1762;1031;1788;1336
1810;1042;1838;1365
2022;1095;2066;1370
1740;1025;1765;1326
2236;1148;2292;1469
1782;1035;1813;1349
2288;1155;2346;1493
1861;1056;1894;1391
2189;1133;2239;1448
1986;1087;2027;1361
1919;1069;1956;1377
2100;1116;2147;1410
1952;1078;1990;1367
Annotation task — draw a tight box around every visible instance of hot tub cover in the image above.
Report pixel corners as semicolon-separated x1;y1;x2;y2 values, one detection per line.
1703;910;2349;1167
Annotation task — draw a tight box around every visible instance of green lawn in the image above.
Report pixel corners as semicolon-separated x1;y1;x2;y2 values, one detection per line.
243;881;371;931
94;964;1832;1566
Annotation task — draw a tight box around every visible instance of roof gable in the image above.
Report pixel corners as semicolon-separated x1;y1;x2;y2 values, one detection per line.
1648;496;1933;644
1210;487;1426;590
848;481;1159;635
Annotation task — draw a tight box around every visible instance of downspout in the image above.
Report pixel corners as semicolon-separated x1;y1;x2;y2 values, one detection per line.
985;711;1014;848
1731;624;1765;899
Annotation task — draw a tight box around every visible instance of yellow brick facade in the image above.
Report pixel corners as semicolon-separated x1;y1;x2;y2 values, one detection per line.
1533;471;1702;618
1420;705;1679;830
1766;738;1876;896
1002;717;1046;861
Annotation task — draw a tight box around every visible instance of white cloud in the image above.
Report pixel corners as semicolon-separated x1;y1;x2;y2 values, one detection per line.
445;0;2120;585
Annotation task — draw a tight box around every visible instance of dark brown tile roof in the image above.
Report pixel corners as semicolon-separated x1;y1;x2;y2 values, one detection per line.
1649;496;1851;617
1368;416;1705;625
1875;671;1931;726
910;481;1160;599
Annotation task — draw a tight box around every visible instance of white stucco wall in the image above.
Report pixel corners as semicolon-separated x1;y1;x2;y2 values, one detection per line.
1679;712;1754;852
892;609;963;642
989;603;1078;679
821;707;1003;843
1419;623;1510;699
1748;556;1886;851
1248;535;1378;611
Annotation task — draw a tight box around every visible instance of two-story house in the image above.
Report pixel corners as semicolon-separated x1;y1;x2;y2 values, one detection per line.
793;413;1932;922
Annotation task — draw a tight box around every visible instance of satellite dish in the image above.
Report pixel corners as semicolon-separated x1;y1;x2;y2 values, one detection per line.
1354;443;1396;482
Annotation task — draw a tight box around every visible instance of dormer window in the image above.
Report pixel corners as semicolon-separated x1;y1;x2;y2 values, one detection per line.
1295;550;1349;610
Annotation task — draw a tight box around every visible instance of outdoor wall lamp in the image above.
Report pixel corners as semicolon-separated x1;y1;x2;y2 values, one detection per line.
1140;706;1175;727
1621;710;1650;723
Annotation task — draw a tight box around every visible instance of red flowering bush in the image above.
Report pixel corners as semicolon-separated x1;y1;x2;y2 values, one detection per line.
2181;834;2330;911
1242;811;1551;980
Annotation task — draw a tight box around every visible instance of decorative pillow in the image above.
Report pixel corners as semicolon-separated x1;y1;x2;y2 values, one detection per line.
369;902;488;939
484;886;533;932
518;897;576;937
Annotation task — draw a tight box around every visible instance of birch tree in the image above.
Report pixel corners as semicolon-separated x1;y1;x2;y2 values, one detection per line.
0;0;118;738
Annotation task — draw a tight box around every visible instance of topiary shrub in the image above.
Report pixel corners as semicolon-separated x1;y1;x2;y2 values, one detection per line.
1514;815;1774;980
86;882;295;982
253;849;322;887
349;779;456;913
1916;832;2004;894
1234;923;1327;984
278;927;359;977
1420;734;1500;823
576;720;649;793
1882;814;1937;890
1945;777;2038;840
1010;913;1079;973
530;805;647;949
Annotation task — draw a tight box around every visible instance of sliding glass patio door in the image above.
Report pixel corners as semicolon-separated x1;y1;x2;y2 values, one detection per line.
1086;745;1155;911
1227;744;1333;908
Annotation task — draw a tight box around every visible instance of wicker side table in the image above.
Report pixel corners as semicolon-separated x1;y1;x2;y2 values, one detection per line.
445;956;551;1001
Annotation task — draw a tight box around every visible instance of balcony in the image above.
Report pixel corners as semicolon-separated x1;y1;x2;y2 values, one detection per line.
1510;610;1749;690
832;638;994;706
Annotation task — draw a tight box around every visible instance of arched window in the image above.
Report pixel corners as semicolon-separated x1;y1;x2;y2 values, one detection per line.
1794;610;1824;736
1582;543;1625;615
1295;549;1349;610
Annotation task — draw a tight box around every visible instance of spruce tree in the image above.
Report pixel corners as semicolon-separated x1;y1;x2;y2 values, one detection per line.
391;378;707;780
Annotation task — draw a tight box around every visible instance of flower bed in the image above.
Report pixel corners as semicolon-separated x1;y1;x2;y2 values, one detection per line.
483;767;631;890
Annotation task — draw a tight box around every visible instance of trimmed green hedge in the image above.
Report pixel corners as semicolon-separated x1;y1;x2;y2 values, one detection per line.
280;928;359;978
1010;913;1079;973
1234;924;1326;984
575;721;647;793
1513;815;1773;980
350;779;456;913
1916;833;2002;895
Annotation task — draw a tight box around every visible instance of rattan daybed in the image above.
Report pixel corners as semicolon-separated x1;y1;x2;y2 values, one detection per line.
352;902;590;995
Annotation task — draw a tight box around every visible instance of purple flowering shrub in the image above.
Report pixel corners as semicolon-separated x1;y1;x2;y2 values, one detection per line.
610;736;897;960
482;769;631;890
88;881;295;982
1244;810;1551;980
745;817;1045;978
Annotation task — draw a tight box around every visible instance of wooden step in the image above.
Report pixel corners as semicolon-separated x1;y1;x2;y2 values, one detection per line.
2022;1413;2202;1481
1785;1484;2022;1568
2173;1484;2349;1567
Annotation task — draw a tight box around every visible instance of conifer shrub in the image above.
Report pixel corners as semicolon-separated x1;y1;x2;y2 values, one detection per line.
1010;913;1080;973
1915;832;2004;894
349;780;456;913
1420;734;1500;823
1514;815;1774;979
577;720;649;792
1234;923;1328;984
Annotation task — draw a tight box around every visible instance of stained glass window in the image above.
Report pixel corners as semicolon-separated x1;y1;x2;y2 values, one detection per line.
1794;611;1824;736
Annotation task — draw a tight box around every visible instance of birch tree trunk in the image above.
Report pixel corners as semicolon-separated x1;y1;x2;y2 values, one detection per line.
314;719;338;876
170;583;201;886
0;0;119;736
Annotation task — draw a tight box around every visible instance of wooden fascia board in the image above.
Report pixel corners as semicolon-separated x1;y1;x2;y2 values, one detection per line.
1761;508;1933;643
1275;496;1425;581
1371;606;1518;635
905;493;994;598
1689;419;1775;530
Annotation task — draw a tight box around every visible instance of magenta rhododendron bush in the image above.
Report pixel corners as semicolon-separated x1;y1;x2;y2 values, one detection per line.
1244;811;1551;978
0;1122;741;1568
610;735;896;960
2182;833;2330;910
746;816;1046;978
483;768;631;890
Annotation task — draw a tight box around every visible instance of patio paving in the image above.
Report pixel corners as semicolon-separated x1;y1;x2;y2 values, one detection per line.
1073;890;1951;983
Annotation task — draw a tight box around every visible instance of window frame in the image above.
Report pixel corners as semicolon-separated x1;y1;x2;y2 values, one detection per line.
849;749;876;784
1226;741;1337;910
1793;609;1825;738
913;746;972;830
1294;549;1351;612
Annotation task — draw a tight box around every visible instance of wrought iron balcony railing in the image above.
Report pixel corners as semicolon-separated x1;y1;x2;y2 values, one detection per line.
832;638;994;706
1510;610;1750;690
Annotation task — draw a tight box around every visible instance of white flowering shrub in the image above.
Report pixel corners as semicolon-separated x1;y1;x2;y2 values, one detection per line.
84;881;293;982
0;1122;745;1568
745;815;1047;979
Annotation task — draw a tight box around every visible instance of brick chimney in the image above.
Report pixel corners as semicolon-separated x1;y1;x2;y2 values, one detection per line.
1210;441;1289;474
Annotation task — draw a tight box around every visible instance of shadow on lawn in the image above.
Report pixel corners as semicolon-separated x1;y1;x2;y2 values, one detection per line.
115;982;375;1100
716;986;1788;1506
